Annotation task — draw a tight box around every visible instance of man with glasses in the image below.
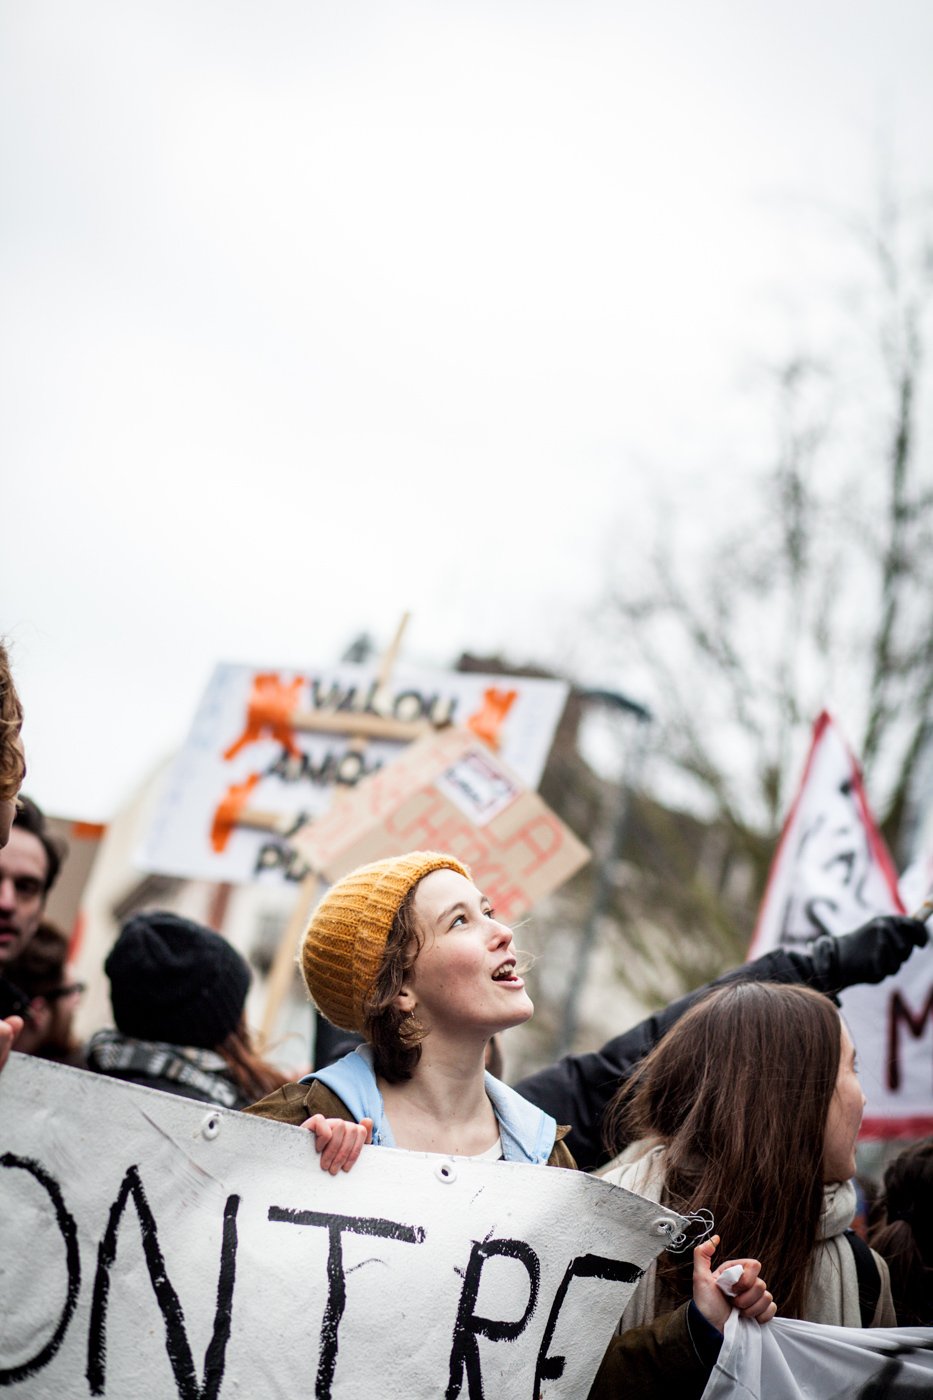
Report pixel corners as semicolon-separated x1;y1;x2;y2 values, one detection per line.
6;922;85;1064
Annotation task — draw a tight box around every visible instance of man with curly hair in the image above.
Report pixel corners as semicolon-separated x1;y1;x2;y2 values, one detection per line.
0;641;28;1063
0;647;65;1038
0;642;25;849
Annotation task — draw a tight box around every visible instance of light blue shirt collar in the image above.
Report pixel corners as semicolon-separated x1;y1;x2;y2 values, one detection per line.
302;1047;558;1164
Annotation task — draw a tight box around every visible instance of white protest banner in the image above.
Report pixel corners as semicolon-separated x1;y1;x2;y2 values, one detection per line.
138;663;568;887
293;726;590;923
899;851;933;918
748;711;933;1138
0;1056;682;1399
703;1310;933;1400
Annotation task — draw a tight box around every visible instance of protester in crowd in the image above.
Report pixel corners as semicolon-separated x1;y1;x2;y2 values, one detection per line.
0;640;26;850
5;921;86;1065
0;796;66;1020
600;982;896;1329
86;910;290;1110
0;642;28;1066
514;913;929;1171
869;1137;933;1326
247;851;776;1397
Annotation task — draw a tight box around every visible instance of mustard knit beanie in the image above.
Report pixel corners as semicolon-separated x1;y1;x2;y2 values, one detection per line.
301;851;472;1032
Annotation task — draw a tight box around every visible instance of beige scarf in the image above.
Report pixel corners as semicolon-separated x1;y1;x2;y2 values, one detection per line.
604;1146;879;1329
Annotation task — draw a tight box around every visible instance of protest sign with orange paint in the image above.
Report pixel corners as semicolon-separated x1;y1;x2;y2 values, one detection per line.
139;663;569;887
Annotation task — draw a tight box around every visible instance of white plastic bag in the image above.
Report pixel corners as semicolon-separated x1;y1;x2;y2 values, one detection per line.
703;1309;933;1399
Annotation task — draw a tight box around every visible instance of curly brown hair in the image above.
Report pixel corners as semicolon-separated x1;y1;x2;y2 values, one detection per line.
362;885;429;1083
0;642;25;804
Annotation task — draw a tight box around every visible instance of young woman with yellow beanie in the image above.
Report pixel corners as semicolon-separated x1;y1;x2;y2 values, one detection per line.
246;850;775;1398
248;851;565;1166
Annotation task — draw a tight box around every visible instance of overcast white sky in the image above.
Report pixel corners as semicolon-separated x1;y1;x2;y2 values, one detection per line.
3;0;932;821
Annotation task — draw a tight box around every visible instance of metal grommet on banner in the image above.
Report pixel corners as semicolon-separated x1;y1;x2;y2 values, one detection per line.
435;1159;457;1184
201;1112;222;1141
654;1209;715;1254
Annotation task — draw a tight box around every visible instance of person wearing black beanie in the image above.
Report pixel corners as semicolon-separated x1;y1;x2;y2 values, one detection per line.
105;911;251;1050
86;910;287;1109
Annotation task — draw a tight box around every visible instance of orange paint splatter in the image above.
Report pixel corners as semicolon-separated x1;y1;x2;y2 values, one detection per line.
465;688;518;750
224;672;304;760
211;772;263;852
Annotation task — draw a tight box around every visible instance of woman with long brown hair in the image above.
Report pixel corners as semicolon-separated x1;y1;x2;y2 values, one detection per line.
602;981;896;1327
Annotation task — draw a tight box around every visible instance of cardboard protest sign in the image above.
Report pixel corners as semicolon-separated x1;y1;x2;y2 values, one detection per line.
293;726;590;922
0;1056;682;1399
749;711;933;1138
138;663;568;887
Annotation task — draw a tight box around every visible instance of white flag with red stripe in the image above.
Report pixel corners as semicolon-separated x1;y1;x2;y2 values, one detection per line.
749;711;933;1138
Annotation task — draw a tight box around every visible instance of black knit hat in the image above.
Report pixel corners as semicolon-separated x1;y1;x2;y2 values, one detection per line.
105;911;251;1050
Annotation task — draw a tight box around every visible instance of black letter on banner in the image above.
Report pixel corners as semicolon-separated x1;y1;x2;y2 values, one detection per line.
254;841;287;876
446;1239;539;1400
268;1207;425;1399
803;897;838;940
887;986;933;1092
854;1330;933;1397
535;1254;643;1387
86;1165;239;1400
0;1154;80;1386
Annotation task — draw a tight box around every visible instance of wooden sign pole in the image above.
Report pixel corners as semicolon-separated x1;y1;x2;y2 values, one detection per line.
257;613;411;1049
259;870;321;1046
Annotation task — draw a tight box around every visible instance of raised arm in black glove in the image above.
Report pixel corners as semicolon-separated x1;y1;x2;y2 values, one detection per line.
515;914;930;1171
809;915;928;992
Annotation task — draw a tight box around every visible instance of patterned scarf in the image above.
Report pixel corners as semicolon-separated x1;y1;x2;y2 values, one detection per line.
86;1028;245;1109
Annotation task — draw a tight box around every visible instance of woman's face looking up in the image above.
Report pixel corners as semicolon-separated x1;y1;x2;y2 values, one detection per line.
403;869;534;1040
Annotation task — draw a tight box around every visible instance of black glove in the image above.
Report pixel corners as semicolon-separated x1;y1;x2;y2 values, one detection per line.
813;915;929;992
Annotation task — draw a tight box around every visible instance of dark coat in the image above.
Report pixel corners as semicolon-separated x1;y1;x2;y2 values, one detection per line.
0;973;30;1019
587;1303;719;1400
514;941;849;1170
